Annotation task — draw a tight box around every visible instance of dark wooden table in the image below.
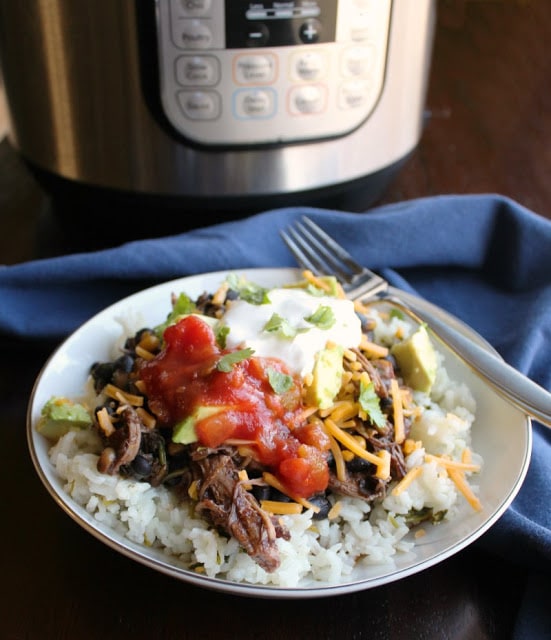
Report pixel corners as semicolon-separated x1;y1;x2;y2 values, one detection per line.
1;2;549;638
381;0;551;220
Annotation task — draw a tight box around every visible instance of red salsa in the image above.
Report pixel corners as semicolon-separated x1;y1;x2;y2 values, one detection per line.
139;315;330;498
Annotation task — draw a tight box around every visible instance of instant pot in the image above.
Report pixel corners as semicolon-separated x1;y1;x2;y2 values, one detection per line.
0;0;436;235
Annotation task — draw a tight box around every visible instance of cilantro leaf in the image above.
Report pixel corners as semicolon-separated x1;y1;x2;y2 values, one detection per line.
154;292;196;337
225;274;270;305
389;308;405;320
286;275;340;297
215;324;230;348
216;348;255;372
358;380;386;429
304;305;336;330
267;368;293;394
263;313;297;339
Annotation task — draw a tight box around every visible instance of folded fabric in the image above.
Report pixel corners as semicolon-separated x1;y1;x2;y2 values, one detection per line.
3;193;550;636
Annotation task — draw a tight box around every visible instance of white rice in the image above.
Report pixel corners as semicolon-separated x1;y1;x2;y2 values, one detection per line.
46;307;481;587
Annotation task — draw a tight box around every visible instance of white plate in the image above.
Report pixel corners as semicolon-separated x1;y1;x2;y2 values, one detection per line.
27;268;532;598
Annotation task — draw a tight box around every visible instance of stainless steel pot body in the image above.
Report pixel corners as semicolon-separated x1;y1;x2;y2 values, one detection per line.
0;1;435;200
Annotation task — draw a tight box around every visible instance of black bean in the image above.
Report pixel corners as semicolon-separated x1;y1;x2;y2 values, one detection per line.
164;473;184;488
131;455;152;478
124;328;149;350
271;488;292;502
94;401;117;418
308;494;332;520
90;361;115;386
226;289;239;301
114;354;134;373
252;485;272;502
253;486;291;502
346;457;375;473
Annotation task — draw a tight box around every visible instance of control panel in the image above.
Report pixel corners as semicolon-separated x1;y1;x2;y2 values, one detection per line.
155;0;392;145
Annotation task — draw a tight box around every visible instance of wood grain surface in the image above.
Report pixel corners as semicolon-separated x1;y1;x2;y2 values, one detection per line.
380;0;551;219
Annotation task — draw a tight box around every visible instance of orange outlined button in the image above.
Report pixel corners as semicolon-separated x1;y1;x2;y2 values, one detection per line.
233;53;278;85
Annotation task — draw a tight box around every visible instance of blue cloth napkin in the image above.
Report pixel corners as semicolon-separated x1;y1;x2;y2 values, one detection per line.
2;193;550;636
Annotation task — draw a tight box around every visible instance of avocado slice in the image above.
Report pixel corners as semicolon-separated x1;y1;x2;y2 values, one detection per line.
36;396;93;440
306;344;344;409
391;325;437;392
172;405;228;444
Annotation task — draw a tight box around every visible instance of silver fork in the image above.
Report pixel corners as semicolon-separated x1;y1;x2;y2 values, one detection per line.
280;216;389;301
280;216;551;428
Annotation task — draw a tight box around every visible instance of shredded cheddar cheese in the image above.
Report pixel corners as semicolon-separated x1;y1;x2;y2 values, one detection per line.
359;337;390;359
302;269;333;293
391;378;405;444
134;380;147;394
134;344;156;361
96;406;115;437
136;407;156;430
326;400;359;424
343;348;357;362
448;468;483;512
323;417;391;480
323;418;378;463
327;433;347;482
375;450;391;481
328;501;342;519
403;438;422;454
260;500;303;515
104;383;144;407
238;469;252;490
391;465;423;496
212;281;230;306
425;453;481;473
341;449;355;462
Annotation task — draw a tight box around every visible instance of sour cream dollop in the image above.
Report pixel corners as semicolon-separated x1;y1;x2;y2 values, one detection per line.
222;288;362;377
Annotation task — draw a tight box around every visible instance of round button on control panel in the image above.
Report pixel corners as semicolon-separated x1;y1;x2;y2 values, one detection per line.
176;55;220;86
299;19;322;44
176;90;221;120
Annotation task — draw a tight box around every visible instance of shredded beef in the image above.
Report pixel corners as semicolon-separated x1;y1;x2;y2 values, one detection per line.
350;348;393;397
369;438;409;479
96;406;142;475
328;469;387;502
190;449;290;573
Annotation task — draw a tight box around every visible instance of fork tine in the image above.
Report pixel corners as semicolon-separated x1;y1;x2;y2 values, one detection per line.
279;227;322;274
298;217;365;277
281;215;389;300
280;224;350;282
281;216;365;282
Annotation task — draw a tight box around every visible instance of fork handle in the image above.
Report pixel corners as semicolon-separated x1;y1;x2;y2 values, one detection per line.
387;295;551;428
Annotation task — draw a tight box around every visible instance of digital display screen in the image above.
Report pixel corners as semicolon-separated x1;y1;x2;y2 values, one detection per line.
224;1;338;48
